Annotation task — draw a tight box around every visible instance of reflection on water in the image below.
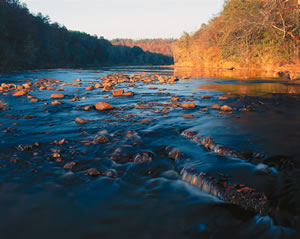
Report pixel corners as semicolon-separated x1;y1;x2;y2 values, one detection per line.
174;67;281;79
199;82;300;96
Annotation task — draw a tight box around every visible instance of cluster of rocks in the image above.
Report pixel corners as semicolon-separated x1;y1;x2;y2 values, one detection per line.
181;168;270;215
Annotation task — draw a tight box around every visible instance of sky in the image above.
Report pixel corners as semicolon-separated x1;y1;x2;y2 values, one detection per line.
21;0;224;40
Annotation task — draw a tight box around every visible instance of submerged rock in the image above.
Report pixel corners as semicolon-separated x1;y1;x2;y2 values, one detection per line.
64;161;77;170
75;117;93;124
93;135;109;144
134;152;153;163
183;114;195;119
168;148;181;162
86;168;101;177
210;104;221;110
201;95;213;99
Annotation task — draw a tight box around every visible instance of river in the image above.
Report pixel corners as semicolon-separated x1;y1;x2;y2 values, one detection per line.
0;66;299;239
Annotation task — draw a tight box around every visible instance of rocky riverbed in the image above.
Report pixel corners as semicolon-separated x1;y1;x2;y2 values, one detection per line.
0;67;299;239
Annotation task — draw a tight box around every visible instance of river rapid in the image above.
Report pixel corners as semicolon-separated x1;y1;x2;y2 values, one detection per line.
0;67;299;239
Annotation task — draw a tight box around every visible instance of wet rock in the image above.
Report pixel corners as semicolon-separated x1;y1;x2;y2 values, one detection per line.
86;168;100;177
23;115;36;119
181;169;269;215
51;100;62;105
95;102;113;111
93;135;109;144
112;89;125;96
181;103;196;109
181;131;197;138
168;149;181;162
94;83;102;89
30;98;39;103
201;95;213;99
75;117;93;124
83;105;93;111
103;169;118;178
219;96;229;100
183;114;195;119
17;142;40;151
220;105;233;111
13;90;27;96
50;93;65;99
123;91;134;96
201;107;208;112
22;83;31;89
17;144;33;151
53;152;61;158
112;90;134;97
16;85;23;90
74;78;81;82
210;104;221;110
64;161;77;170
85;86;94;91
134;152;153;163
39;86;46;90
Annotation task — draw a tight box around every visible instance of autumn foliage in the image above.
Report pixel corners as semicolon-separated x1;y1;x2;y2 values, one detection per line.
112;39;176;57
174;0;299;69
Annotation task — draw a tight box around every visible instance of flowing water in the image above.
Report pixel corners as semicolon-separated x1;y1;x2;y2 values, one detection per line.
0;67;299;239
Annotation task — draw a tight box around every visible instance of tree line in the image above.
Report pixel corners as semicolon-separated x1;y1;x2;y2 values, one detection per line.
0;0;173;71
174;0;299;69
111;39;176;57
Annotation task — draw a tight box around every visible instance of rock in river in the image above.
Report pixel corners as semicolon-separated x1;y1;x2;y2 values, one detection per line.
220;105;233;111
86;168;101;177
112;89;125;96
50;93;65;99
85;86;94;91
13;90;27;96
51;100;62;105
93;135;109;144
95;102;113;111
75;117;93;124
181;103;196;109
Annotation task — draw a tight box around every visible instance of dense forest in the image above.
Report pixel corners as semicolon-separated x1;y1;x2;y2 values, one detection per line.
0;0;173;71
111;39;176;57
174;0;299;70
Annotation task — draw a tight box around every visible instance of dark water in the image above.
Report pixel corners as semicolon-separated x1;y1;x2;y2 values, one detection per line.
0;67;299;239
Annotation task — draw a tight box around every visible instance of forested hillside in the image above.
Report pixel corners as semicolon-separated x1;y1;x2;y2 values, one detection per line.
111;39;175;57
0;0;173;71
174;0;299;71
